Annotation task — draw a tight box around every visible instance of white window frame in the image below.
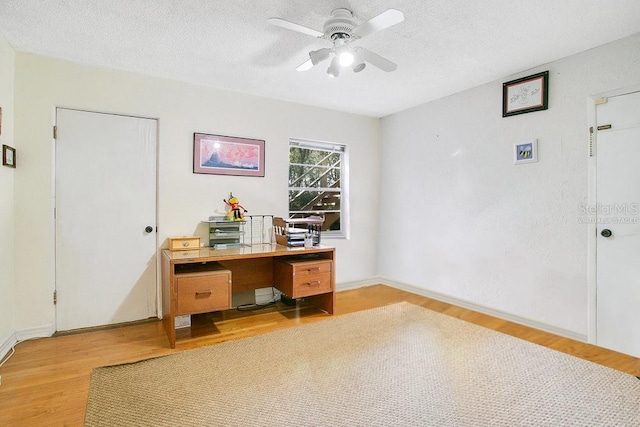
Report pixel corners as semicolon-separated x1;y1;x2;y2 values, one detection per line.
288;138;350;239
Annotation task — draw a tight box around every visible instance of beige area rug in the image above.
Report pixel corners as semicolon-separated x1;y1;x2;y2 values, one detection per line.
85;302;640;426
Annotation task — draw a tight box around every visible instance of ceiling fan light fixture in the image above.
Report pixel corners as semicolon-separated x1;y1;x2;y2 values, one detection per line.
309;48;331;65
352;60;366;73
352;50;366;73
268;7;404;76
327;57;340;78
336;45;354;67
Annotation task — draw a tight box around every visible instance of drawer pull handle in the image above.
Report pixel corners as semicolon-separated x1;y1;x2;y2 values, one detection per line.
307;267;321;272
306;281;321;287
195;290;212;296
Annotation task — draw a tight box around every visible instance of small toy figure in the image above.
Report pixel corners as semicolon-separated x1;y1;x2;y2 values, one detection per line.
223;193;247;221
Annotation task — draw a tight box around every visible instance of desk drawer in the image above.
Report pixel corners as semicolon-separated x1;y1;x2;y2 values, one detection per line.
291;261;332;278
274;259;333;299
176;272;231;315
291;272;332;298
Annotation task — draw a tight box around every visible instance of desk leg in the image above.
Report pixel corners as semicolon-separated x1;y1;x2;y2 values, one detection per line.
306;292;335;314
163;315;176;348
161;253;177;348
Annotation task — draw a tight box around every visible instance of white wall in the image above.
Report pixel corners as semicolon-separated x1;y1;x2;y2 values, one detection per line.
13;53;380;332
0;33;15;351
378;33;640;338
11;32;640;342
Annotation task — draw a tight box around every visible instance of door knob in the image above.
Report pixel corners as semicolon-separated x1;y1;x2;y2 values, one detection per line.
145;226;154;233
601;229;612;238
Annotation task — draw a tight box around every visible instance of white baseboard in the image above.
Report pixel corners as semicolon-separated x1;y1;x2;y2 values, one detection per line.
15;324;55;341
0;332;17;363
336;278;376;291
0;324;55;362
339;277;587;342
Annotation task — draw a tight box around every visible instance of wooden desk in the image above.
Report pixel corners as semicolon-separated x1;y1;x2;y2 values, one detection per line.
161;244;335;348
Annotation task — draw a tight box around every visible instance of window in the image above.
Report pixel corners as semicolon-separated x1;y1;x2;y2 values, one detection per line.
288;139;349;238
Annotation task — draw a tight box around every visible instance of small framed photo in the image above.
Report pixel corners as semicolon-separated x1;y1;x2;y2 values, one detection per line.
193;133;265;177
503;71;549;117
514;140;537;164
2;144;16;168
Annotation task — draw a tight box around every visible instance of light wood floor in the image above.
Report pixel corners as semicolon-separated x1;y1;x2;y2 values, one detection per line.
1;284;638;426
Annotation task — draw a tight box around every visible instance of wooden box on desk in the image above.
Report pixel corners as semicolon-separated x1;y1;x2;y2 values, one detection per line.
168;236;201;251
275;233;305;247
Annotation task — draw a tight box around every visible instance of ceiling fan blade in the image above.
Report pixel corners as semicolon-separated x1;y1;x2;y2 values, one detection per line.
358;48;397;72
296;58;314;71
267;18;324;38
352;9;404;38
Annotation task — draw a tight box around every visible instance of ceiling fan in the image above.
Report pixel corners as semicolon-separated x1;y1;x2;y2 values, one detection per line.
268;8;404;77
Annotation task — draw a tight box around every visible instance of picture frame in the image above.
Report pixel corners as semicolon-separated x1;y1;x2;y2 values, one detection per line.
2;144;16;168
514;140;537;164
502;71;549;117
193;133;265;177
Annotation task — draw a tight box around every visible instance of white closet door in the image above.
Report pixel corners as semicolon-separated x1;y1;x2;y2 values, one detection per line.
595;91;640;358
55;108;157;331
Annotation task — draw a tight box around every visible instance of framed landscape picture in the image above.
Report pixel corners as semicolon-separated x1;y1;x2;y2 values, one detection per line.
193;133;265;177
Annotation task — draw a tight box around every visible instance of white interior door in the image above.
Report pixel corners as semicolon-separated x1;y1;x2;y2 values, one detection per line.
595;91;640;358
55;109;157;331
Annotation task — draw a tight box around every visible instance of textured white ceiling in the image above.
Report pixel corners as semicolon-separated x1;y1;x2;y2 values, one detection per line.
1;1;640;117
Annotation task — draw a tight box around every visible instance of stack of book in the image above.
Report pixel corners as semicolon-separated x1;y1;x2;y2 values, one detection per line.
273;216;323;247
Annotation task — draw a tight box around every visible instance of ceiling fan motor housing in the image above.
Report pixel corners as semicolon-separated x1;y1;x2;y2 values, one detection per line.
324;8;356;40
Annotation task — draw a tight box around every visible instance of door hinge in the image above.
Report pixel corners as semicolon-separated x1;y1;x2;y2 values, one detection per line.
53;126;57;139
589;127;594;157
53;290;57;305
597;124;612;131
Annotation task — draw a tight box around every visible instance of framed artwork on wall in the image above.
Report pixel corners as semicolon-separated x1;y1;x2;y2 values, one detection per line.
193;133;265;177
514;140;538;164
2;144;16;168
502;71;549;117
